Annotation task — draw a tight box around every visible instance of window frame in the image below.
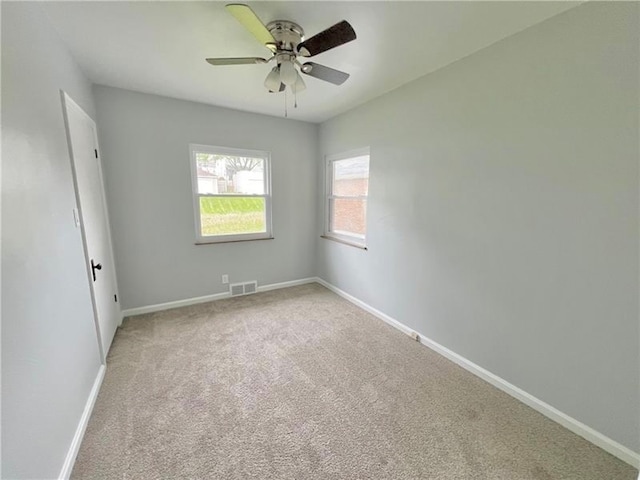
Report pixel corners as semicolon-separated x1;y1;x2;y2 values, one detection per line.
324;147;370;248
189;143;273;244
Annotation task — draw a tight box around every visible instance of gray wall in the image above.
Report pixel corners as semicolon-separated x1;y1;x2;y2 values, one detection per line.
317;2;639;452
1;3;103;478
93;86;318;310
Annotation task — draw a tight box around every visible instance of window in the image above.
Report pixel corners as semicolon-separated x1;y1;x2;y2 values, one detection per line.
325;148;370;248
189;144;272;243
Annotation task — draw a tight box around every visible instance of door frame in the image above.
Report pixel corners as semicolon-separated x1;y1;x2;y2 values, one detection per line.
61;90;121;363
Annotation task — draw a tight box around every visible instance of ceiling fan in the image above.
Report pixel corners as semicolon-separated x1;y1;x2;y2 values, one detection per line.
206;4;356;95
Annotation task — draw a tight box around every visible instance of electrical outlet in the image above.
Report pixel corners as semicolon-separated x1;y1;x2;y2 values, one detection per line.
222;274;229;284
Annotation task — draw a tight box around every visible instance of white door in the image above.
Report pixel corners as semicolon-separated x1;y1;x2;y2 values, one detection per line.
62;92;120;360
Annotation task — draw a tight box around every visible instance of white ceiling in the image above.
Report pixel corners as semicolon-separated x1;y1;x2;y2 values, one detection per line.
42;1;580;123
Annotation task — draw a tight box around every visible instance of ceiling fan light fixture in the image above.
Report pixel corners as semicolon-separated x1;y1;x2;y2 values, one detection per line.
279;59;298;86
264;66;281;92
292;72;306;94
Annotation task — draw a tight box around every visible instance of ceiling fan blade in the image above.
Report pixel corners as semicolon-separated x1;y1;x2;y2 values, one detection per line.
301;62;350;85
225;4;275;47
296;20;356;57
206;57;267;66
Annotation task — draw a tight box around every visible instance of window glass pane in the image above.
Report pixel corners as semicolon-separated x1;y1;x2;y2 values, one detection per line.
332;156;369;196
196;153;265;195
330;198;367;238
199;196;266;236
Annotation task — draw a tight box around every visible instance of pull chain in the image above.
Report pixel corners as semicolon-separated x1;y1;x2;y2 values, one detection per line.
284;88;288;118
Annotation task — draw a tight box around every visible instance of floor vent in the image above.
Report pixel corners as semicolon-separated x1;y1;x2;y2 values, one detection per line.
230;281;258;297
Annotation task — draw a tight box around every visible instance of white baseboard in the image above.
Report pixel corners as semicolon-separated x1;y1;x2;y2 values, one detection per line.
121;277;317;318
315;277;640;469
122;291;230;317
257;277;317;293
59;364;106;479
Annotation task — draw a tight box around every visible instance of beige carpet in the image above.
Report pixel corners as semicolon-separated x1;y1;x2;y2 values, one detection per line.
72;284;637;479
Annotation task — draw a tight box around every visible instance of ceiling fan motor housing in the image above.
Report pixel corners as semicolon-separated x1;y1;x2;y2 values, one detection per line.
266;20;304;53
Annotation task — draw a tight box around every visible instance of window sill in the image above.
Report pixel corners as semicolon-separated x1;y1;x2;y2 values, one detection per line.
321;235;368;250
195;236;274;245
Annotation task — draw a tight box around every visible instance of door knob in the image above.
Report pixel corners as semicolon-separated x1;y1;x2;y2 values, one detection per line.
91;259;102;282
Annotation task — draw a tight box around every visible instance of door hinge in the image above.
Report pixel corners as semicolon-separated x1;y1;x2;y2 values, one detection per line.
114;294;118;302
94;149;98;158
